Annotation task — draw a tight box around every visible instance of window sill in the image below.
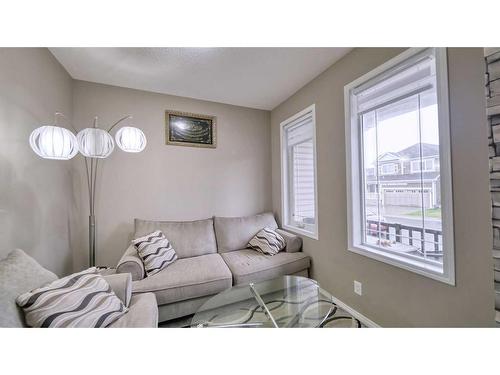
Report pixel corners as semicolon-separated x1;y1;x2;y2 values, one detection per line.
282;224;319;240
348;243;455;285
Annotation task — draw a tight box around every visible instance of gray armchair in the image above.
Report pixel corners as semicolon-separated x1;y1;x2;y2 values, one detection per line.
0;249;158;328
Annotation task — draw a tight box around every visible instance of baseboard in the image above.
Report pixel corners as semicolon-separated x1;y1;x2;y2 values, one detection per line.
330;295;380;328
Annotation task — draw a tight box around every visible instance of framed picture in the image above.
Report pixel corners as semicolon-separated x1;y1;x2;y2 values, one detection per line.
165;110;217;148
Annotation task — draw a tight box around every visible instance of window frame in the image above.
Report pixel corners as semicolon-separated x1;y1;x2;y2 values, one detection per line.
280;104;319;240
344;48;455;285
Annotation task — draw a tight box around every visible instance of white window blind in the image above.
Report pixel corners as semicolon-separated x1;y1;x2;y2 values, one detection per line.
281;105;318;239
354;53;436;116
292;138;314;223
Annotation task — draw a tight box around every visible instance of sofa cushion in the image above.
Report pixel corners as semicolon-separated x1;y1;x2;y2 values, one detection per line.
132;253;232;305
220;249;311;285
134;218;217;259
248;228;286;255
108;293;158;328
214;212;278;253
0;249;58;328
133;231;178;276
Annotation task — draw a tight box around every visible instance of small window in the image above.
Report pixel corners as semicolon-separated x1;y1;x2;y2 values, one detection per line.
281;104;318;239
411;159;434;173
379;163;398;175
344;48;454;285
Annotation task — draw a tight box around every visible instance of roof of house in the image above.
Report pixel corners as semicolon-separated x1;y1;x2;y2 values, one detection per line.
378;143;439;161
366;171;440;182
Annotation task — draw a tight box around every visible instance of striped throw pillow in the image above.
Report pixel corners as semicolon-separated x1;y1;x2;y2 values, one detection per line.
132;230;177;276
248;227;286;256
16;268;128;328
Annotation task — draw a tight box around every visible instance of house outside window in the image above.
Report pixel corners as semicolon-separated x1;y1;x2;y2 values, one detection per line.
344;48;455;284
280;104;318;239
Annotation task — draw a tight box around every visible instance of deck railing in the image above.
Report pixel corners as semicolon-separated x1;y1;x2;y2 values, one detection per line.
366;219;442;254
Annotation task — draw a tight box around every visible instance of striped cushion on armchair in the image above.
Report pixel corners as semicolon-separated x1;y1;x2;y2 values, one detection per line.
16;267;128;328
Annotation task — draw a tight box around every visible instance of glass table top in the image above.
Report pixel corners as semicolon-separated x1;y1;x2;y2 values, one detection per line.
191;276;361;328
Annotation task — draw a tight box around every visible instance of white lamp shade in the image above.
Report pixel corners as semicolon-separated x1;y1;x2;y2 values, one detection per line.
115;126;147;153
77;128;115;158
29;125;78;160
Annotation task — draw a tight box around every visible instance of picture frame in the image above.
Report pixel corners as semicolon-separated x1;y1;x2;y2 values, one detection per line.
165;110;217;148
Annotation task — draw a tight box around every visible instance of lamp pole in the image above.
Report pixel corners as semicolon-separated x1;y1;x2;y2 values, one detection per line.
83;115;132;267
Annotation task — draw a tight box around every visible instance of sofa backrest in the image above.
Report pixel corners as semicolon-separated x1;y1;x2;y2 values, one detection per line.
0;249;58;327
134;218;217;259
214;212;278;253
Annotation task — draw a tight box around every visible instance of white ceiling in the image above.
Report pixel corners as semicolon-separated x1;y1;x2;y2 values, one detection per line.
49;48;351;110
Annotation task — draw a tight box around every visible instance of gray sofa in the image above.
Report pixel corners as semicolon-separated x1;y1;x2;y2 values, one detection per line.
116;212;310;323
0;249;158;328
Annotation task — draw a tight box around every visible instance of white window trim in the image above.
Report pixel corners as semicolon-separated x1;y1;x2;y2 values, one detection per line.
344;48;455;285
280;104;319;240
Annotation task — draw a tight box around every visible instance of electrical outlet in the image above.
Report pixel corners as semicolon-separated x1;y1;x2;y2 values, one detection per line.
354;280;362;296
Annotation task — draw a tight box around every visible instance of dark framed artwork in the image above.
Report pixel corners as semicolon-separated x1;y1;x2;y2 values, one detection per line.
165;110;217;148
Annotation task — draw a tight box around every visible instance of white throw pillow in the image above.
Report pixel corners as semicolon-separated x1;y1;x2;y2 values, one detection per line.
248;227;286;256
16;267;128;328
132;230;178;276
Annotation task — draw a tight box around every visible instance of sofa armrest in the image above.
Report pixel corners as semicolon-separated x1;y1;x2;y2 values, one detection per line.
108;293;158;328
275;229;302;253
102;273;132;307
116;244;145;281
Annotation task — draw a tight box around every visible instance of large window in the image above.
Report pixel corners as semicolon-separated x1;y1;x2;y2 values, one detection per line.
281;104;318;239
344;48;454;284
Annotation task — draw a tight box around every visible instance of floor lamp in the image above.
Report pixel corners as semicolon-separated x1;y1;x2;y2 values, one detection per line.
29;112;147;267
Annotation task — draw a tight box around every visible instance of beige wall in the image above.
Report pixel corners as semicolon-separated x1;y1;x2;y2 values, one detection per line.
271;48;494;327
0;48;74;276
71;81;271;270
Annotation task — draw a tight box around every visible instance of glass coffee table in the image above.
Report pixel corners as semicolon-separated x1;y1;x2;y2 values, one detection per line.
191;275;362;328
